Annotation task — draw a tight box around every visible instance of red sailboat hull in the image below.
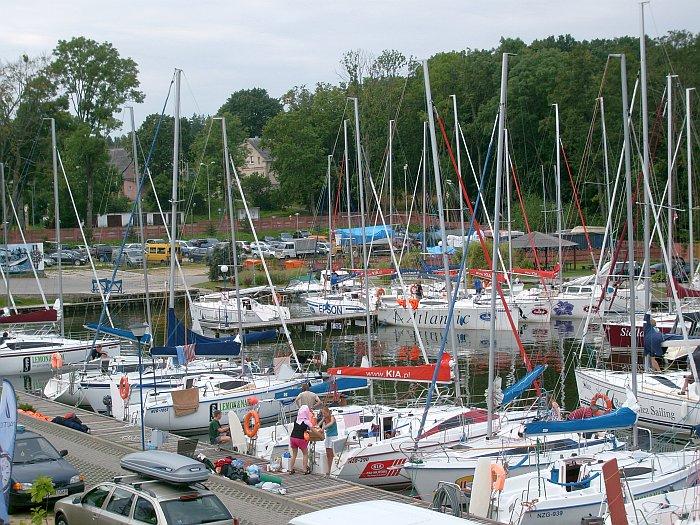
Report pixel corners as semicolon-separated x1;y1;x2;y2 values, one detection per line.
328;353;453;383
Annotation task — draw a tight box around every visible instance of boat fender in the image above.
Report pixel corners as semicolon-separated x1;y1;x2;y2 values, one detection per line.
320;350;328;366
590;392;612;416
247;396;259;406
491;463;506;491
51;352;63;369
397;298;406;308
119;376;131;400
243;410;261;438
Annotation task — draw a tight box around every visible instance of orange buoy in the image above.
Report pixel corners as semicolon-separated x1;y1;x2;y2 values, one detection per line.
51;352;63;369
242;410;261;438
490;463;507;491
119;376;131;400
590;392;612;416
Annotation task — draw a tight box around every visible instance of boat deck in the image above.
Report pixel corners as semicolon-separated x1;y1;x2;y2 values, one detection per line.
16;392;426;525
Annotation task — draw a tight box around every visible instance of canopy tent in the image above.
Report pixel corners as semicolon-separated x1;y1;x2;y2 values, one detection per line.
335;226;394;244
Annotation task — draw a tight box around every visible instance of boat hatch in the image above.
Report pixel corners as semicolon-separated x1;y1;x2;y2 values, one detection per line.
619;466;653;479
217;380;249;390
649;375;680;390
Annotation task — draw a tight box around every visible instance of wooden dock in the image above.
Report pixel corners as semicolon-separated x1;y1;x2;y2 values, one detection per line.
16;392;425;525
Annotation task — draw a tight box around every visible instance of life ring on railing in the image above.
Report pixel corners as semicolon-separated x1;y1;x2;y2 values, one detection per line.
409;297;419;310
590;392;612;416
119;376;130;400
51;352;63;369
376;288;385;298
243;410;261;438
410;284;418;295
490;463;507;491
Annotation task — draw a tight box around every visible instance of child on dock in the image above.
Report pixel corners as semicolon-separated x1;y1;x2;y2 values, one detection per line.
209;410;231;445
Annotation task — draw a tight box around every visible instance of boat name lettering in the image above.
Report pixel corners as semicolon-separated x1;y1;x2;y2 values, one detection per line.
31;355;51;364
639;405;675;420
219;400;249;411
618;327;643;338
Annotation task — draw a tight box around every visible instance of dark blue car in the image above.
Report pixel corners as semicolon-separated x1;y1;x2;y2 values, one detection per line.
9;429;84;512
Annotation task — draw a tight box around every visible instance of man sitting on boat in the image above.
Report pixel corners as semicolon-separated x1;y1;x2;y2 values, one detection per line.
209;410;231;445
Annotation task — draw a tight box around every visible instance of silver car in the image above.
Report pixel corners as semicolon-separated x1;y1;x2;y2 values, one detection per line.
54;477;233;525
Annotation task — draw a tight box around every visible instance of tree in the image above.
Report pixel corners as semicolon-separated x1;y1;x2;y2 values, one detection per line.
240;173;274;210
50;37;144;238
218;88;281;137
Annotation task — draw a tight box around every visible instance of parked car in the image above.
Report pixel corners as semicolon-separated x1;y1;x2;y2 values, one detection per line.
113;248;144;268
650;256;691;282
293;229;311;239
279;232;293;242
51;252;87;266
188;238;220;262
176;240;193;258
42;256;55;267
91;244;114;263
249;241;274;258
236;240;251;254
316;241;330;255
10;429;84;511
263;235;276;243
54;451;232;525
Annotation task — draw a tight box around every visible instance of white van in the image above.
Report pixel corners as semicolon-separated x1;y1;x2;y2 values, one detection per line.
274;241;296;259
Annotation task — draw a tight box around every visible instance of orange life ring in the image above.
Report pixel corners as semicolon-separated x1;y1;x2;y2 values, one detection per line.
491;463;507;491
376;288;385;297
119;376;130;400
243;410;261;438
51;352;63;369
590;392;612;416
409;297;419;310
410;284;418;295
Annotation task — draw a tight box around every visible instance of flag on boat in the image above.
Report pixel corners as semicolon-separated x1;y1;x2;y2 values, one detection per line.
327;353;453;383
0;380;17;523
174;343;196;365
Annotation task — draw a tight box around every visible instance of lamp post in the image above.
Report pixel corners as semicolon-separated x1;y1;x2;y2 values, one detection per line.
295;212;300;231
130;322;150;450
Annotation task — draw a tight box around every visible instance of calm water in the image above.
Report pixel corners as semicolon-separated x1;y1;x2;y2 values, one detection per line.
10;297;595;413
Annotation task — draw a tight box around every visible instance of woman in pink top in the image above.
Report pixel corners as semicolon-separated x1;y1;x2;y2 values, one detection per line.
289;405;313;474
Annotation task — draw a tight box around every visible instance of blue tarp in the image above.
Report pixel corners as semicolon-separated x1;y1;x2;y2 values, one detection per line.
85;323;152;344
426;245;456;255
335;226;393;243
523;406;637;435
274;377;368;404
501;365;546;406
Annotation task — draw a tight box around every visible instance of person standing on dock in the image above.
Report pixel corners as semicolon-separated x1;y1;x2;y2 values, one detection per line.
289;405;313;475
319;406;337;477
209;410;231;445
295;383;320;410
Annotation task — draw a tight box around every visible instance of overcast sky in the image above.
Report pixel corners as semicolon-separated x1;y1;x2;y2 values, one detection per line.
2;0;699;132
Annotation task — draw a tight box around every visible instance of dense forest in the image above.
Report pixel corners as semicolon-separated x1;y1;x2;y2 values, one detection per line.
0;32;698;241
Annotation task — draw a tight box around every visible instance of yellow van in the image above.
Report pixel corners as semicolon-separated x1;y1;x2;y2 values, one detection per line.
145;242;181;264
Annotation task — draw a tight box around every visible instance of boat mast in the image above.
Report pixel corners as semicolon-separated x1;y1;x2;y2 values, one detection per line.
50;118;64;337
422;121;427;254
452;95;467;290
351;97;374;403
687;88;695;282
0;162;10;311
168;69;181;314
599;98;612;222
327;155;333;282
554;103;563;288
388;119;394;227
639;2;652;313
221;116;245;365
343;120;355;270
487;53;509;438
667;74;676;272
615;52;638;448
423;60;462;403
505;129;513;283
129;107;153;340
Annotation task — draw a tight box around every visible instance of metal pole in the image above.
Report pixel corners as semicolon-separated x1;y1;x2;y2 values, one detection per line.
452;95;466;290
137;336;145;450
599;98;612;221
343;120;354;270
616;52;638;448
422;60;462;403
351;97;374;403
168;69;181;311
0;163;9;309
50;118;64;337
488;53;509;438
388;119;394;227
207;164;211;222
554;103;563;287
687;88;695;282
640;3;651;312
129;107;153;339
327;155;333;281
221;117;245;365
667;74;676;268
505;129;513;282
422;122;427;254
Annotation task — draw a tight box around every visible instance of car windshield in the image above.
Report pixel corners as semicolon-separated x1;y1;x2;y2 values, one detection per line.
14;437;62;464
160;494;231;524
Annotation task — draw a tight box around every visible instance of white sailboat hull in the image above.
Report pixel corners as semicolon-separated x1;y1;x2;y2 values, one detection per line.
377;303;517;331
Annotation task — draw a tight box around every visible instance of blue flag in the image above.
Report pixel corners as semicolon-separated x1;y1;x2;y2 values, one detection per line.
0;380;17;524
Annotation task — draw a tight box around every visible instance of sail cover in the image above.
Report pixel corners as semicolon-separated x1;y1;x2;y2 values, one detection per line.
523;406;637;436
0;308;57;324
85;323;152;344
501;365;546;406
327;353;454;383
274;377;368;403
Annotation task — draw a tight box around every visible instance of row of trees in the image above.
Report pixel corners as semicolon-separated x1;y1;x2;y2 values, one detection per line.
2;31;698;241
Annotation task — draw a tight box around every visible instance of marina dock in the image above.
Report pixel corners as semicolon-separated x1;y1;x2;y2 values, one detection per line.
17;392;426;525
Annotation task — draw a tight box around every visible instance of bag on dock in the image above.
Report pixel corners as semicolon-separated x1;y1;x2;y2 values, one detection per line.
304;427;325;442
